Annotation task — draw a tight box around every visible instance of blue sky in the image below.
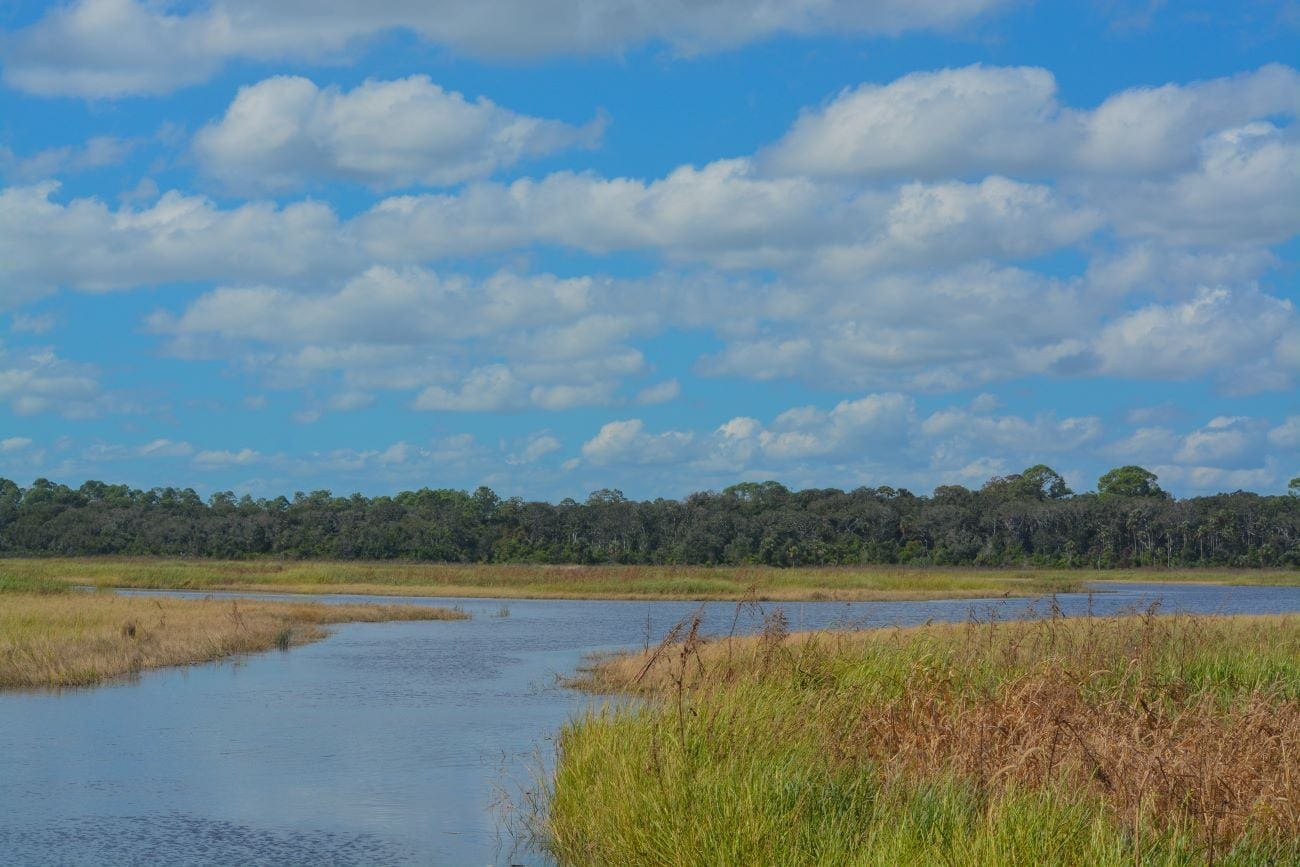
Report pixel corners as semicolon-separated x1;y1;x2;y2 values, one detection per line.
1;0;1298;501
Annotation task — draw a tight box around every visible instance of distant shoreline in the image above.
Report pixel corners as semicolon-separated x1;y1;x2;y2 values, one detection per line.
4;557;1297;603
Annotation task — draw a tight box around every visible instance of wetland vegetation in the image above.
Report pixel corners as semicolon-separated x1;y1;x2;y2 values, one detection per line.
0;576;467;689
540;610;1300;865
4;557;1297;602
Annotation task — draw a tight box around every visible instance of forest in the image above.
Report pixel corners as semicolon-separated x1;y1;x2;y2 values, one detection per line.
2;466;1299;568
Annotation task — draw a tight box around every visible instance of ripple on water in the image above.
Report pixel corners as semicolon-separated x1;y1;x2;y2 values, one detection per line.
0;812;413;867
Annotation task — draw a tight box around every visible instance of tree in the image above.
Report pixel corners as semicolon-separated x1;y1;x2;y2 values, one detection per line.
1098;466;1166;499
1290;477;1300;496
980;465;1072;501
1021;465;1073;499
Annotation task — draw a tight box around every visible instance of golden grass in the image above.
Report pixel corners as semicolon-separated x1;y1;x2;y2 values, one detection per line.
543;610;1300;864
0;589;467;689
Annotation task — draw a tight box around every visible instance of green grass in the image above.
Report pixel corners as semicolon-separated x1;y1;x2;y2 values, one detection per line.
5;557;1294;602
0;572;72;595
538;613;1300;865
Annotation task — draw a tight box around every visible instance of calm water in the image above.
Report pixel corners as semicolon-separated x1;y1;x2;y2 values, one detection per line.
3;581;1299;865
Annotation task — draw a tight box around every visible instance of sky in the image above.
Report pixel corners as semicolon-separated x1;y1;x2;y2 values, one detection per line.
0;0;1298;502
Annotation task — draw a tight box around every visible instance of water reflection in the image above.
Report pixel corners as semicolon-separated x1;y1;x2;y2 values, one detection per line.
2;581;1298;865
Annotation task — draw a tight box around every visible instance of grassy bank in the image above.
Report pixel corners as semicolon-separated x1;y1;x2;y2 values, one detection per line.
0;576;467;689
540;611;1300;865
11;556;1292;602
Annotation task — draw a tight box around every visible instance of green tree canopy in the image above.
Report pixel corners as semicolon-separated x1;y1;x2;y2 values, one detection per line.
1289;476;1300;496
1098;466;1166;498
981;465;1072;501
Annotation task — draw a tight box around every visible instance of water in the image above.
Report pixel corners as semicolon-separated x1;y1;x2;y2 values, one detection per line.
2;581;1298;865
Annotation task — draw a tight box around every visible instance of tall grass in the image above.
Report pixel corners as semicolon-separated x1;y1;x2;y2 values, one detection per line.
539;609;1300;865
0;588;468;689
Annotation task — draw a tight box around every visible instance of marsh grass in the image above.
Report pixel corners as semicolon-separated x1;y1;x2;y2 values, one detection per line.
20;556;1295;602
5;558;1294;603
0;588;467;689
540;609;1300;865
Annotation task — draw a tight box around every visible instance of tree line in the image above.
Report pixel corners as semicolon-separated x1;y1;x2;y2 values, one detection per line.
2;466;1299;568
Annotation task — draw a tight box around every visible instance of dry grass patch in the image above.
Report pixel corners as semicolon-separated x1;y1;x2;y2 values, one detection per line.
543;609;1300;865
0;589;466;689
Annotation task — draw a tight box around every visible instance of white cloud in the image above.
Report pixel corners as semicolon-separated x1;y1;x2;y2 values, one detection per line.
1151;463;1280;494
1268;417;1300;449
635;379;681;405
1105;122;1300;246
0;183;350;308
192;448;263;468
1;136;137;182
697;263;1094;391
0;437;33;452
920;407;1102;462
1091;288;1300;388
4;0;1015;97
508;432;563;465
194;75;602;193
413;365;523;412
764;63;1300;179
760;393;916;460
151;267;653;410
581;419;694;466
765;65;1068;179
0;347;109;417
571;394;1108;494
353;158;845;268
1108;427;1181;463
137;438;194;458
1174;417;1262;467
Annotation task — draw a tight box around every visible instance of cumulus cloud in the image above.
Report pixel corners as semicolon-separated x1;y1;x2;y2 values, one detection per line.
697;263;1094;390
3;0;1015;97
194;75;603;192
581;419;694;466
0;183;350;308
764;63;1300;179
150;267;650;409
1091;288;1300;389
0;346;109;417
1173;417;1265;468
1104;122;1300;245
352;158;847;268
